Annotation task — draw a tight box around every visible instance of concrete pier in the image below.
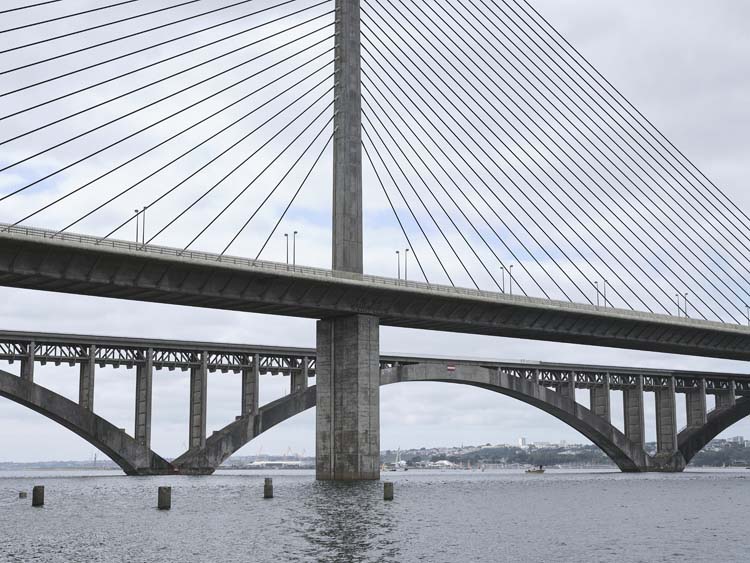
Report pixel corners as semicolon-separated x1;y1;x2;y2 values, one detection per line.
589;375;611;422
189;352;208;449
291;357;309;394
135;347;153;450
686;378;707;428
264;478;273;499
623;375;645;449
384;481;394;501
32;485;44;507
78;345;96;411
241;353;260;416
560;372;576;404
715;384;736;410
655;378;678;455
316;315;380;481
20;340;34;382
158;486;171;510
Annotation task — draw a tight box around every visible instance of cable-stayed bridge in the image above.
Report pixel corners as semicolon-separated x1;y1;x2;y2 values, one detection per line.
1;0;749;479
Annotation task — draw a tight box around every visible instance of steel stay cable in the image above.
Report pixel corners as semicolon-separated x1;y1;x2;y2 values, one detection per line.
362;82;530;296
1;0;237;60
0;29;334;202
404;0;683;314
252;132;332;261
420;0;738;318
51;58;333;237
0;18;333;164
0;2;63;14
489;0;750;291
97;79;332;243
145;91;333;245
514;0;750;250
468;0;746;318
362;54;560;300
364;13;603;307
1;0;329;107
363;123;455;286
217;116;332;255
362;94;502;291
444;0;750;315
182;111;334;252
362;142;429;284
363;109;478;288
0;0;141;33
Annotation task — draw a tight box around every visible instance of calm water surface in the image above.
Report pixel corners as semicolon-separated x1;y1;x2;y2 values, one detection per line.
0;468;748;562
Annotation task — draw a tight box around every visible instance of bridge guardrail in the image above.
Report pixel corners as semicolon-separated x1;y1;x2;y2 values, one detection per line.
1;223;746;331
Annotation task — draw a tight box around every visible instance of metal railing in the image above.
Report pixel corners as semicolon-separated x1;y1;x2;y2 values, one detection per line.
1;222;747;332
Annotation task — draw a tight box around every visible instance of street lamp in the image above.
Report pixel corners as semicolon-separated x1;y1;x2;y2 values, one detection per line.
500;266;505;293
404;248;409;282
134;209;140;244
396;250;400;280
684;292;689;318
595;281;599;307
675;293;681;317
284;233;289;266
293;231;298;267
509;264;514;296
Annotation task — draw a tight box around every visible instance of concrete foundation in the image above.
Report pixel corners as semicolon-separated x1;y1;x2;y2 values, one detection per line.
686;378;707;428
316;314;380;481
78;345;95;411
589;375;611;422
655;378;677;455
189;352;208;449
623;375;645;449
135;348;153;450
241;354;260;416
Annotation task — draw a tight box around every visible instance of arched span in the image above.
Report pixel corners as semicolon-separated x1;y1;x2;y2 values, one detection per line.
679;397;750;465
173;386;316;474
0;369;174;475
174;363;650;474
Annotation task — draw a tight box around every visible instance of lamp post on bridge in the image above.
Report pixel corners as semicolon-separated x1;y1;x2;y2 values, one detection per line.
509;264;514;296
293;230;298;268
396;250;400;280
134;209;140;244
404;248;409;283
284;233;289;268
500;266;505;293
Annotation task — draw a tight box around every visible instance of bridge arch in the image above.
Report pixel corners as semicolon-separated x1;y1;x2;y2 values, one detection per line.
174;363;651;473
678;397;750;465
0;369;174;475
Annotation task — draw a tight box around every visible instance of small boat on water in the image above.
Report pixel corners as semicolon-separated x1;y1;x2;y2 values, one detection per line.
525;465;545;474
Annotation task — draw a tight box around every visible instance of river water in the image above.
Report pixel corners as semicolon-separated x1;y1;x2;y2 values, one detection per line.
0;468;748;562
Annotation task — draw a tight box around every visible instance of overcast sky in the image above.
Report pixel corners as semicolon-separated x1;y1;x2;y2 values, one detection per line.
1;0;750;463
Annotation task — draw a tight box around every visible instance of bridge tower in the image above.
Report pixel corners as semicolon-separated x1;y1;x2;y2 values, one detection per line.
316;0;380;480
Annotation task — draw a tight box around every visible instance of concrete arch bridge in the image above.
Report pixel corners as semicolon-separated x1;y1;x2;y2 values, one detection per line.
1;331;748;475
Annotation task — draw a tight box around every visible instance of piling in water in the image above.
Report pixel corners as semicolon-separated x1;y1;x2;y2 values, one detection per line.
32;486;44;507
158;486;171;510
264;478;273;499
384;481;394;501
18;492;27;499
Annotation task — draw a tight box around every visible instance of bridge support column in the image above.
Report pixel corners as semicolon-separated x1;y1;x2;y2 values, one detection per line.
291;357;308;394
589;375;611;423
189;352;208;449
623;375;645;450
135;347;153;450
316;314;380;481
686;378;707;428
715;384;736;410
78;345;96;411
241;354;259;416
560;372;577;404
20;340;35;382
655;378;677;455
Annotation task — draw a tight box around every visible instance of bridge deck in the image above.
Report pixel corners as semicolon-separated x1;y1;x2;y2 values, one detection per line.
1;225;749;360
